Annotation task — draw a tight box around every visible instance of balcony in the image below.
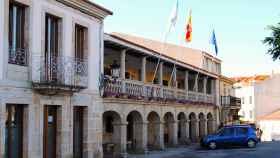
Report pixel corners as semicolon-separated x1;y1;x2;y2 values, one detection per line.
31;55;88;94
221;96;241;109
102;77;215;105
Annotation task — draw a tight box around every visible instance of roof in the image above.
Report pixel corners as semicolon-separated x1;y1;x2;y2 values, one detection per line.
220;75;235;84
56;0;113;19
110;33;221;69
258;110;280;120
105;33;220;78
231;75;270;86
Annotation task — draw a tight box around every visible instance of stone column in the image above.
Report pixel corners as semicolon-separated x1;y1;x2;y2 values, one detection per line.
0;0;9;80
171;121;178;146
204;119;208;136
179;120;187;142
195;119;199;142
185;120;190;140
120;50;126;94
0;100;6;158
195;73;199;92
141;121;148;154
156;121;164;150
173;67;177;88
113;122;128;158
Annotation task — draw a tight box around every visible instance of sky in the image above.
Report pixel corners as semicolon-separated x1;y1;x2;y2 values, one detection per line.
94;0;280;77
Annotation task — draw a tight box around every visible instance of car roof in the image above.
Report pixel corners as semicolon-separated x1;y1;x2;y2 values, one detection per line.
223;125;252;128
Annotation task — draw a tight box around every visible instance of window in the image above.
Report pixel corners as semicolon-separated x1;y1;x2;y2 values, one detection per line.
220;128;234;136
9;2;27;66
236;127;248;135
44;14;61;81
250;111;253;119
75;24;87;60
249;96;252;104
242;97;245;104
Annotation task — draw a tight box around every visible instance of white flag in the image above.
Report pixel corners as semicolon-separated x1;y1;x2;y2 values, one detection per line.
167;0;179;33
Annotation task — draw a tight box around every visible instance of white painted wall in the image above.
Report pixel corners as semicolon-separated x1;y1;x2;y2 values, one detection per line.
260;120;280;141
235;84;255;122
255;75;280;118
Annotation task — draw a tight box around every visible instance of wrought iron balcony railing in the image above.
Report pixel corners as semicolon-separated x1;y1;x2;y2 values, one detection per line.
103;77;216;105
31;55;88;93
221;96;241;108
8;48;28;66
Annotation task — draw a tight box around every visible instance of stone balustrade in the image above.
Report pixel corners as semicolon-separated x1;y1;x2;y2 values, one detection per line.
103;77;215;105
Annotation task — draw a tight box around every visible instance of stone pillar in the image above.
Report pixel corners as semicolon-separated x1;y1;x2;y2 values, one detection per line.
141;121;148;153
171;121;178;146
141;56;146;83
157;121;164;150
185;120;190;140
173;67;177;88
195;119;199;142
113;122;128;158
0;100;6;158
204;119;208;136
179;120;187;142
0;0;9;80
195;73;199;92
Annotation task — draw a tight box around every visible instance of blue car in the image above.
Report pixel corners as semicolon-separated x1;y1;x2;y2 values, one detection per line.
201;125;258;149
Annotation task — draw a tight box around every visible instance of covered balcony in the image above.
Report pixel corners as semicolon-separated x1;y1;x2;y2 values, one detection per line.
221;96;241;109
103;37;217;106
221;96;241;124
31;55;88;94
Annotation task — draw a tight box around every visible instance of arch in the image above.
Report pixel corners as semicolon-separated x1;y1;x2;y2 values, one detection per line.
188;112;197;142
163;112;176;146
177;112;187;144
102;111;122;156
207;113;214;134
147;111;161;150
126;111;144;151
198;113;206;138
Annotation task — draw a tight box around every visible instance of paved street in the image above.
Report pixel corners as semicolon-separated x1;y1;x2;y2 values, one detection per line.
129;141;280;158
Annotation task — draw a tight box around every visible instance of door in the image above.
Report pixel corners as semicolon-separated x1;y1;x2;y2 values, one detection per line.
45;14;59;82
5;105;23;158
43;106;57;158
216;127;235;146
234;127;248;145
73;107;84;158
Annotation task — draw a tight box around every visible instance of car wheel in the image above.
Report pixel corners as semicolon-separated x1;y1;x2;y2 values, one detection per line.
208;141;217;150
247;139;256;148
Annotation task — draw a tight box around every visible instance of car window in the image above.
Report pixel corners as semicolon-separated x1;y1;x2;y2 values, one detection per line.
236;127;248;135
221;128;234;136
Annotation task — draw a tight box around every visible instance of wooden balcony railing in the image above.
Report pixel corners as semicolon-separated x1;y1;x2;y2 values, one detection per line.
103;77;216;105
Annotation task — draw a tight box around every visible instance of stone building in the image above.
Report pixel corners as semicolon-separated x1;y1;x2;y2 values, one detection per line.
101;33;221;157
0;0;112;158
220;76;241;125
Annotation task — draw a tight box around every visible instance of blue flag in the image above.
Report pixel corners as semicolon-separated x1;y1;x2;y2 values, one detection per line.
210;30;218;55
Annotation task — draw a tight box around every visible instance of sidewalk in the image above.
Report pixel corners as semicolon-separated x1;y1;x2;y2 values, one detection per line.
128;144;200;158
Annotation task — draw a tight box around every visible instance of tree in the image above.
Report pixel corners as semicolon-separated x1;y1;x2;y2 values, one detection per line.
263;22;280;61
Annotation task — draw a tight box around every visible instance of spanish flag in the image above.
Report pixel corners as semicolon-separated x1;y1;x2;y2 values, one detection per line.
185;10;192;42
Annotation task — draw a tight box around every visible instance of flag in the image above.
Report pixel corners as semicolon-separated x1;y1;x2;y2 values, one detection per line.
167;0;179;34
210;29;218;55
185;10;192;42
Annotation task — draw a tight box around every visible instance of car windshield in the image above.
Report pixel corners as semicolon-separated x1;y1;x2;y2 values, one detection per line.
216;128;224;135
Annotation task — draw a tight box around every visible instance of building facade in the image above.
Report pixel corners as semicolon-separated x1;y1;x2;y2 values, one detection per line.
0;0;112;158
101;33;221;157
220;76;241;125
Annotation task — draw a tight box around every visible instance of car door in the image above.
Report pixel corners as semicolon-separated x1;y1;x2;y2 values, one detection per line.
216;127;235;146
234;127;248;145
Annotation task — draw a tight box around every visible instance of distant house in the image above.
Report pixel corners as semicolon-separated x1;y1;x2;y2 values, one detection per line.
259;110;280;141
